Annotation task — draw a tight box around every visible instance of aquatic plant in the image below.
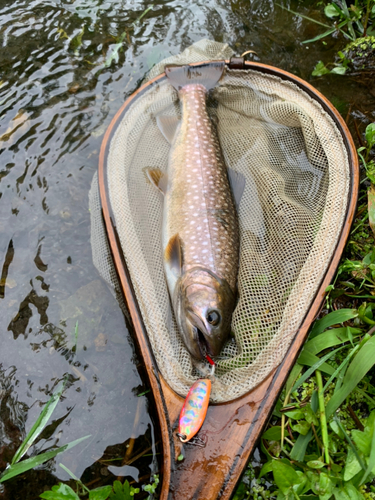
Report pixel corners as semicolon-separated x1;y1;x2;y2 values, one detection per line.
277;0;375;44
39;467;159;500
0;380;90;483
312;36;375;76
39;478;138;500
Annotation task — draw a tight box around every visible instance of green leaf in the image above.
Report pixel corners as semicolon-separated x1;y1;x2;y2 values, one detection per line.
311;391;318;412
304;27;338;44
89;486;113;500
330;420;344;439
333;482;365;500
312;61;331;77
292;346;345;393
290;429;313;462
109;480;133;500
311;472;332;497
293;421;311;436
12;381;66;465
303;405;319;426
0;435;90;483
262;426;282;441
110;480;123;498
59;463;82;483
297;350;335;375
368;186;375;239
284;410;305;420
272;459;300;495
351;429;370;456
285;363;304;395
344;446;363;481
294;470;308;495
232;483;247;500
322;342;361;393
309;309;358;339
325;4;340;18
331;66;347;75
276;492;287;500
259;460;273;479
334;417;366;472
326;336;375;417
39;483;80;500
303;327;362;355
306;460;325;469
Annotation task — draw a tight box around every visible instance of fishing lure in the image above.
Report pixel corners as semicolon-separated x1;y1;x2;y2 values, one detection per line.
178;378;211;443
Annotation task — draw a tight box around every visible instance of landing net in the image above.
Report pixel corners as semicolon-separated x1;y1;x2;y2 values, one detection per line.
90;40;350;402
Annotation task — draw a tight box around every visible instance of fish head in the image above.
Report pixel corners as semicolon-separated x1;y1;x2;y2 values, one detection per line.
175;267;235;360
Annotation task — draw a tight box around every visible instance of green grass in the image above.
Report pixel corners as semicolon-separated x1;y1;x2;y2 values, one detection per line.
234;122;375;499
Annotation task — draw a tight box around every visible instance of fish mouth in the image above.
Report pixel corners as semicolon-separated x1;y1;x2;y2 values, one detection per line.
195;327;212;359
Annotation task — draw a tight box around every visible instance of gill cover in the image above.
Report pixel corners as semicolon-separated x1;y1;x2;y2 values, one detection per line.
175;267;235;360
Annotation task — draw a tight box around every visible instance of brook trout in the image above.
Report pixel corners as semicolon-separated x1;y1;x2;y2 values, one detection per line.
146;62;244;360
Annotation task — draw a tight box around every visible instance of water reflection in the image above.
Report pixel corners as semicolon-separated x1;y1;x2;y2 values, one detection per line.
0;0;374;496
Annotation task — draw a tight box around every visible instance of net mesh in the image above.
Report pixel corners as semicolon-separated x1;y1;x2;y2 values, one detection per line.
90;40;350;402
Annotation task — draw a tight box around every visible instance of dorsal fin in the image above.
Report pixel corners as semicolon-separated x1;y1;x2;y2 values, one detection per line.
165;234;183;277
165;62;226;91
145;167;168;195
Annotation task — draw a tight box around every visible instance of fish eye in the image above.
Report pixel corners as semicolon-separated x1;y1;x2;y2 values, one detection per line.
207;310;220;326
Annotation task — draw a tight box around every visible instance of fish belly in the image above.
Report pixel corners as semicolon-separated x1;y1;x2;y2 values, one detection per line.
163;84;239;297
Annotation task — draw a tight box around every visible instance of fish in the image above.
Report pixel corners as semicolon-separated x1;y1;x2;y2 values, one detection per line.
146;62;244;360
178;378;211;442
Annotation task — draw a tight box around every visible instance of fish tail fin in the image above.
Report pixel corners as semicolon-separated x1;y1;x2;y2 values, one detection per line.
165;62;225;91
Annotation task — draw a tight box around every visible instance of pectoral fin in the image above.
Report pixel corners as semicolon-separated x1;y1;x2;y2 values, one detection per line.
228;168;246;210
165;234;183;277
145;167;168;195
156;115;180;145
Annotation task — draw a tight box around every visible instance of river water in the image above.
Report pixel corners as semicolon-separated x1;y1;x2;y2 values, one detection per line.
0;0;374;498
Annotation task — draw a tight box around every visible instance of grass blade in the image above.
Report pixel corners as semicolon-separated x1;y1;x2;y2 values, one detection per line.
0;435;90;483
302;27;338;44
290;429;313;461
297;349;336;375
322;343;361;393
59;463;80;482
326;336;375;417
309;309;358;339
132;4;154;26
316;370;330;464
303;327;362;355
291;346;345;393
285;363;303;395
59;463;90;493
275;3;332;28
11;380;66;465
